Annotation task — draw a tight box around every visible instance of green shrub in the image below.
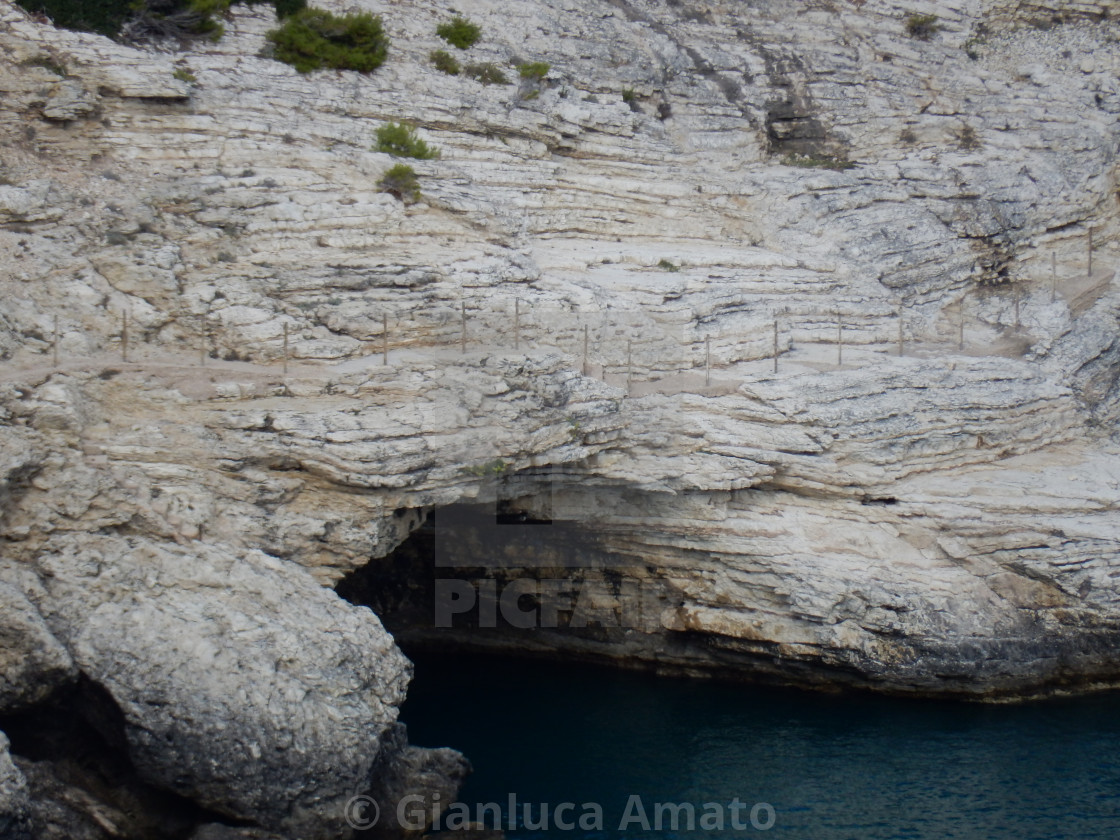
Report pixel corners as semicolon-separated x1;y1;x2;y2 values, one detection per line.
267;8;389;73
464;62;509;85
657;258;680;272
906;14;939;39
378;163;421;203
189;0;230;16
429;48;460;75
173;67;197;83
15;0;300;37
436;15;481;49
518;61;550;81
243;0;305;16
15;0;133;37
781;152;856;170
374;121;439;159
622;86;642;112
114;0;230;41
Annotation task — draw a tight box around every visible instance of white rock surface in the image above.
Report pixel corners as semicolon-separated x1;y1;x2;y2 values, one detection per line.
1;0;1119;831
2;533;411;837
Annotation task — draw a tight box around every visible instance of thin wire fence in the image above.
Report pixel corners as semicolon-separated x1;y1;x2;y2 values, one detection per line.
35;249;1113;395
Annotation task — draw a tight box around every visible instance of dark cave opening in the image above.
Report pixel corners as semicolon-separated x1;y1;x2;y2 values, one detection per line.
334;503;677;665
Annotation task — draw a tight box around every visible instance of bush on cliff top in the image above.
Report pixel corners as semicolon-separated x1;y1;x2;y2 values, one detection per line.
16;0;304;39
15;0;131;36
267;8;389;73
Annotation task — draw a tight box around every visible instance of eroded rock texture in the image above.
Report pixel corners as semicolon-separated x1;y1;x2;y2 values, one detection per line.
1;0;1120;833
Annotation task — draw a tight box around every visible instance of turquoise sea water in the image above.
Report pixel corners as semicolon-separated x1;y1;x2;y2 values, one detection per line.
401;653;1120;840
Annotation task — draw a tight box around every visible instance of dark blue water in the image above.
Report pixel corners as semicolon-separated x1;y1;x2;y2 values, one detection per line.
401;653;1120;840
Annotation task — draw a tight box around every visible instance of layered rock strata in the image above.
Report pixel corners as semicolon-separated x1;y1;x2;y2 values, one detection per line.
1;0;1120;835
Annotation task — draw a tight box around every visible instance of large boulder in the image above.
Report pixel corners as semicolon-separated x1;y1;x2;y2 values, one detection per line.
0;732;33;840
0;581;76;714
365;723;473;839
8;533;413;838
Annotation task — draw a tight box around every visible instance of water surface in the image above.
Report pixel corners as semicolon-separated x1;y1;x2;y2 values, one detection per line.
401;652;1120;840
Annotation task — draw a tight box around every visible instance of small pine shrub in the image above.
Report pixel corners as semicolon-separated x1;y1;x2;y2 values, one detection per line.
464;62;509;85
906;14;939;40
657;259;680;272
189;0;231;16
518;61;550;81
17;0;299;38
267;8;389;73
374;121;439;159
15;0;134;37
430;49;460;75
622;87;642;112
246;0;305;16
436;15;481;49
173;67;197;83
379;163;421;203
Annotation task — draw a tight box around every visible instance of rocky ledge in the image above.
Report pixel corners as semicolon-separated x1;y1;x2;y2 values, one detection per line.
1;0;1119;836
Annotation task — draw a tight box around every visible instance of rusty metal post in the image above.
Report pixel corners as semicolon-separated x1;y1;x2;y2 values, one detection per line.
1051;251;1057;303
626;339;632;394
958;298;965;351
773;318;778;374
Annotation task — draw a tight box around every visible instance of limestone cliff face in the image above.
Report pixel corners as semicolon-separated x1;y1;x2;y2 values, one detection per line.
1;0;1120;835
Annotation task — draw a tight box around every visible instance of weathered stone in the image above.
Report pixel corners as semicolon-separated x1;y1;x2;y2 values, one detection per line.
0;733;33;840
0;582;76;714
365;723;472;839
41;79;97;121
9;534;412;839
0;0;1119;832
